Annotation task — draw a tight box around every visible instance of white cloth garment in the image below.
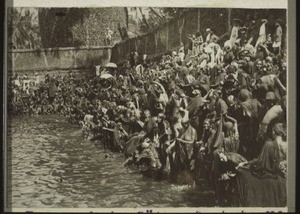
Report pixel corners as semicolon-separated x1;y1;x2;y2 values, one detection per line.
230;26;240;47
256;22;267;47
273;25;282;49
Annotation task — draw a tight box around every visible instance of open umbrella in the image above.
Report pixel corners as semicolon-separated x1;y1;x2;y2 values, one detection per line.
190;80;210;97
100;73;114;79
233;18;242;26
105;62;117;68
275;19;284;25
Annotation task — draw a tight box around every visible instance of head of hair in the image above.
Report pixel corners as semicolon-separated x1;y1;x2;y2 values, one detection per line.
272;123;287;140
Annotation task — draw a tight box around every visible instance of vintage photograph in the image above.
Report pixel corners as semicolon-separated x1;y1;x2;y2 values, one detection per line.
4;0;292;212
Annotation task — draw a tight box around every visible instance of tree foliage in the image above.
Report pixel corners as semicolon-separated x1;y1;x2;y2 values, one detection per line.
7;8;42;49
38;8;127;48
128;7;191;35
38;8;90;48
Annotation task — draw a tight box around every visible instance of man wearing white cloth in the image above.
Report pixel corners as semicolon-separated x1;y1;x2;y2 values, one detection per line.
255;19;268;48
272;21;283;54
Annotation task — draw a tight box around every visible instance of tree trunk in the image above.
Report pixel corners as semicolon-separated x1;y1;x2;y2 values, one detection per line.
149;7;164;21
135;8;138;34
86;25;89;46
227;8;232;33
124;7;129;29
179;17;186;44
197;8;200;31
139;7;150;30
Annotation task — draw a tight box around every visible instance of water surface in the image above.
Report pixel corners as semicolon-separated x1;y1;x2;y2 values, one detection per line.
6;115;214;208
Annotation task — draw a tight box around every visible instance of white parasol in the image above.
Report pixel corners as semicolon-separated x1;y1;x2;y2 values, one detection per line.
100;73;114;79
105;62;117;68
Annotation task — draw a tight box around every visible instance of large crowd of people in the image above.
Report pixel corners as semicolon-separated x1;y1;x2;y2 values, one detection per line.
8;17;287;207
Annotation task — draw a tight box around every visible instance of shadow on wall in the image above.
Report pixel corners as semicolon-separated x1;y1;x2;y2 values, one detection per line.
75;48;110;69
8;47;112;73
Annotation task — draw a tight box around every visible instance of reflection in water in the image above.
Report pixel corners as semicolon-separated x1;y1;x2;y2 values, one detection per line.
7;115;214;208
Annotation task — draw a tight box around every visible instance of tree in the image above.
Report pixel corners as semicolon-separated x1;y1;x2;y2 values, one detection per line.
126;7;191;35
38;8;128;48
7;8;41;49
38;8;90;48
159;8;190;19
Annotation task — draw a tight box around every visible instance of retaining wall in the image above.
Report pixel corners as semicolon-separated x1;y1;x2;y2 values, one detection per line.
7;46;112;77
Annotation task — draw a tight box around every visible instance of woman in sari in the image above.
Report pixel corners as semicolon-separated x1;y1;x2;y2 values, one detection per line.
211;114;246;206
272;123;287;162
166;113;197;184
192;118;216;187
234;139;286;207
272;123;287;179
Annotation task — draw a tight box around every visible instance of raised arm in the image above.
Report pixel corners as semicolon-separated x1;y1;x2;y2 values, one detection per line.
274;76;287;94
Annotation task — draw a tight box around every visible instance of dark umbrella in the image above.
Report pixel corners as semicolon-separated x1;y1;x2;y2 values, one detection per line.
233;18;242;26
275;19;284;26
191;80;210;97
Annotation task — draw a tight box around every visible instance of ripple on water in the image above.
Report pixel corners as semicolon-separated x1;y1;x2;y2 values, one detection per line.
8;115;201;208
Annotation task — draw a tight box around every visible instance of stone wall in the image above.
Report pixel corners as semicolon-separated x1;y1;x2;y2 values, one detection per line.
7;46;112;78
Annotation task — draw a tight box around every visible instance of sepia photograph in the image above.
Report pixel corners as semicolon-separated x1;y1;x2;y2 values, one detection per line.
3;0;295;212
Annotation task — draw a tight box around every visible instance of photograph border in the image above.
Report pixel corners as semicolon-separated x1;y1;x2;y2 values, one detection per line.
3;0;295;212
